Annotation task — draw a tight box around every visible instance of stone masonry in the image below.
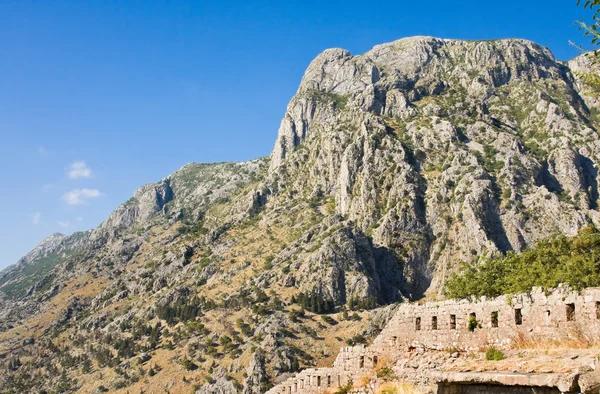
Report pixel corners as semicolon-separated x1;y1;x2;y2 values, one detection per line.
266;287;600;394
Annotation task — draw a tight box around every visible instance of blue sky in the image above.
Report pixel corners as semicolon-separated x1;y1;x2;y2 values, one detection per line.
0;0;595;269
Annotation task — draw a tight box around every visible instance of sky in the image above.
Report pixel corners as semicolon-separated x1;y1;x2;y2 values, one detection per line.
0;0;595;269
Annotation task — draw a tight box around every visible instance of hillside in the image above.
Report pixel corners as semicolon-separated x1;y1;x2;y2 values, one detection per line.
1;36;600;393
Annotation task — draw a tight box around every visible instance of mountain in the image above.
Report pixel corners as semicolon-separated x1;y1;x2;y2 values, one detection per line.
1;36;600;393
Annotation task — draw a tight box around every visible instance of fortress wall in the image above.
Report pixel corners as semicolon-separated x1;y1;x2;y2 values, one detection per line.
266;287;600;394
372;287;600;357
265;346;372;394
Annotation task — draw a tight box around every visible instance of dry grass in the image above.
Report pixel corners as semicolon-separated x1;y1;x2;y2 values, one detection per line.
376;381;424;394
355;371;374;388
510;328;600;350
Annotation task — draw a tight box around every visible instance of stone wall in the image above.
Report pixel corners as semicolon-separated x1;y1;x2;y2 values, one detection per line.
372;286;600;357
265;346;371;394
266;287;600;394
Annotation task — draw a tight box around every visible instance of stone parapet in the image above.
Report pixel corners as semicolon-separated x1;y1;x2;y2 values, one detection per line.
373;286;600;357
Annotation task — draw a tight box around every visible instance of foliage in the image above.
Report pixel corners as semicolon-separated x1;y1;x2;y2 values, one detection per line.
445;226;600;298
296;290;335;314
321;315;338;325
345;334;367;346
181;358;198;371
485;347;505;361
376;366;397;382
576;1;600;98
467;315;479;332
347;295;377;311
334;380;354;394
156;295;214;326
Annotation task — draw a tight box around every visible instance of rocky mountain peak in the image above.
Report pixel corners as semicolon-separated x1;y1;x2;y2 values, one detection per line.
271;37;568;170
265;36;600;297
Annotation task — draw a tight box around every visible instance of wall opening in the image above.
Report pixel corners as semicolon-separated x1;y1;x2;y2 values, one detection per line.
468;312;477;332
294;382;297;392
416;317;421;331
359;355;364;368
596;302;600;319
392;336;397;344
327;375;331;386
491;311;499;328
545;310;551;325
566;303;575;321
450;314;456;329
373;355;378;366
432;316;438;330
317;376;321;387
514;308;522;325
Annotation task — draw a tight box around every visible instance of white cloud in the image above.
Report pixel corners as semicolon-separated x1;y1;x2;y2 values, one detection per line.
61;188;103;205
38;145;54;156
32;212;41;225
67;161;92;179
57;220;71;228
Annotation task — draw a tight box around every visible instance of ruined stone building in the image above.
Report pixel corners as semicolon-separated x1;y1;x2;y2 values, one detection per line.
267;287;600;394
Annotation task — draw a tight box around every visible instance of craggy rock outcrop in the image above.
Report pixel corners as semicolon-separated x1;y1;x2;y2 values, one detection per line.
265;37;600;297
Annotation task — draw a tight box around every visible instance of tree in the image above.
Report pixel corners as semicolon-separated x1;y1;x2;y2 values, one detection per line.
576;1;600;94
578;1;600;48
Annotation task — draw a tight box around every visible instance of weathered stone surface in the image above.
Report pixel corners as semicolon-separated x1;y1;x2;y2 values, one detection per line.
579;370;600;394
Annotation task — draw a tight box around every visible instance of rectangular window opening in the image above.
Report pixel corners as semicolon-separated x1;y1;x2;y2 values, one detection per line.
317;376;321;387
450;314;456;329
359;355;364;369
596;302;600;320
566;303;575;321
491;311;499;328
514;308;522;325
432;316;438;330
415;317;421;331
468;312;477;332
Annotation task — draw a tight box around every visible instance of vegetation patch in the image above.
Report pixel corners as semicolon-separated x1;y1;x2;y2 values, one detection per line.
445;226;600;298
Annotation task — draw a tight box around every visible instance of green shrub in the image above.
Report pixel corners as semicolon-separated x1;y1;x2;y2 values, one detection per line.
445;226;600;298
376;366;397;381
181;358;198;371
468;315;479;332
485;347;505;361
334;380;353;394
345;334;367;346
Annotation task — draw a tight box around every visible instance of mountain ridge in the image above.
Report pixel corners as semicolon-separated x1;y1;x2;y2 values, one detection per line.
1;36;600;393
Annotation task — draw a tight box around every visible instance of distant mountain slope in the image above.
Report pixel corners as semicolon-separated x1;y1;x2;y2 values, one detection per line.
1;37;600;394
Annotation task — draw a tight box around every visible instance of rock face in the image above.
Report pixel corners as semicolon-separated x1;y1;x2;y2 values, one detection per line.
264;36;600;297
2;36;600;394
